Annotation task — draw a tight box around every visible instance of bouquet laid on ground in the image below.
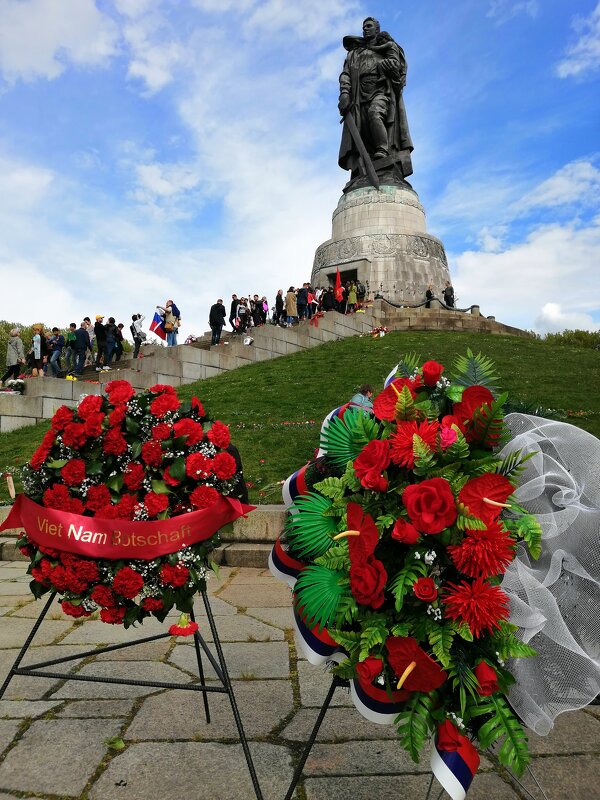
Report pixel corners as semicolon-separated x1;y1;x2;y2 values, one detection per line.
2;379;25;394
270;351;541;787
1;380;251;631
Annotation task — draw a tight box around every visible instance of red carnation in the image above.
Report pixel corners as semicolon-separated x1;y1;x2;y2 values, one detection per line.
115;493;138;519
62;422;88;449
390;419;439;469
169;612;198;637
112;566;144;599
212;451;237;480
142;597;164;612
173;418;203;445
84;412;105;437
386;636;447;692
91;585;118;608
391;518;421;545
61;600;91;619
105;380;135;404
186;452;212;479
60;459;86;486
149;384;176;395
51;406;74;432
102;427;128;456
108;405;127;427
402;478;457;534
413;576;438;602
100;606;127;624
372;376;421;421
73;559;99;583
48;564;69;591
207;421;230;449
64;569;88;594
123;461;145;490
30;430;57;469
448;521;515;578
444;578;509;637
458;474;513;524
152;423;172;440
142;440;164;467
356;656;384;684
354;440;391;492
85;484;113;512
160;563;190;588
421;360;444;387
190;485;219;508
144;491;169;517
78;394;103;419
42;483;72;511
150;393;180;418
191;396;205;416
474;661;500;696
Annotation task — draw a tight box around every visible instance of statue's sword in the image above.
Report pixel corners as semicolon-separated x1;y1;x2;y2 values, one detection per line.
341;111;380;190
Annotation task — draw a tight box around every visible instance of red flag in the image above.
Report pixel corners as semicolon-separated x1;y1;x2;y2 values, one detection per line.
334;267;343;302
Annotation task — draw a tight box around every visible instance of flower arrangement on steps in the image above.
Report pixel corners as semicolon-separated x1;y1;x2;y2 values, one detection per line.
270;350;543;791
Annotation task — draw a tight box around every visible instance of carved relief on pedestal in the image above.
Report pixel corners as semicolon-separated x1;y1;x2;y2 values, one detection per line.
313;233;447;271
332;190;424;221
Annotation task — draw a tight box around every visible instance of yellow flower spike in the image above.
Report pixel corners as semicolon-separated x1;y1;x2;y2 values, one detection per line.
390;382;402;397
396;660;417;690
482;497;511;509
332;529;361;541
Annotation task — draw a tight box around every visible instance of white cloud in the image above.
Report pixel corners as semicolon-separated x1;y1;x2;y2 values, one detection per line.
535;302;600;334
114;0;155;18
0;157;55;210
244;0;361;44
190;0;257;11
556;2;600;79
486;0;539;25
121;11;185;94
0;0;117;82
518;160;600;211
135;163;200;199
477;225;508;253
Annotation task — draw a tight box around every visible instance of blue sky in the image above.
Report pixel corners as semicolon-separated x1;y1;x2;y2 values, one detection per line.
0;0;598;337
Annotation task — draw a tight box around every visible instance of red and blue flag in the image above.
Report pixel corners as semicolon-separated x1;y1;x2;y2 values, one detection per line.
149;311;166;340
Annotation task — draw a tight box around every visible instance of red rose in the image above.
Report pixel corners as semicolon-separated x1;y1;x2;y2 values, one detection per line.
103;428;128;455
86;484;111;511
453;385;494;424
60;459;86;486
61;600;91;618
186;452;212;479
160;563;190;588
84;412;105;437
173;418;203;445
150;393;180;418
356;656;384;684
112;566;144;599
354;440;391;492
142;440;164;467
402;478;457;534
190;485;219;508
474;661;500;696
149;384;176;394
100;606;126;624
62;423;88;449
144;491;169;517
212;451;237;480
108;405;127;427
123;461;145;490
421;360;444;387
391;518;421;545
91;585;117;607
437;720;462;752
51;406;74;432
207;421;230;449
350;555;387;608
142;597;164;612
78;394;103;419
152;423;172;440
413;576;438;602
105;380;135;404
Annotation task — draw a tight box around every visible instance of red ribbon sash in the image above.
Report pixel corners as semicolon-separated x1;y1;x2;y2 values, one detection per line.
0;494;254;560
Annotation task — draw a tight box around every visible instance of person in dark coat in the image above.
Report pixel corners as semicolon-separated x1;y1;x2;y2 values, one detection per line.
443;281;455;308
94;315;106;369
274;289;284;325
73;322;92;377
229;294;239;332
209;299;227;345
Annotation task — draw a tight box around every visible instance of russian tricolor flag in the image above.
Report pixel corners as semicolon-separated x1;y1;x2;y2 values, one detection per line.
149;311;166;340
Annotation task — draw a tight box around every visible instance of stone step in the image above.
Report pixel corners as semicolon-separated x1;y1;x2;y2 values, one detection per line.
215;542;272;568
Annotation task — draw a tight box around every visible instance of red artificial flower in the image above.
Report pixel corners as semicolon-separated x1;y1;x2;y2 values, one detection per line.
402;478;457;534
372;376;421;421
48;564;68;591
474;661;500;696
346;503;387;609
91;585;117;608
390;419;439;469
191;396;206;416
77;394;103;419
354;440;391;492
69;497;84;514
391;518;421;545
61;600;91;618
51;406;74;432
437;720;463;752
84;412;105;437
100;606;127;624
115;493;139;519
356;656;384;684
453;385;494;426
60;459;86;486
30;430;57;469
73;559;99;583
108;405;127;427
169;612;198;637
207;420;230;449
413;576;438;602
212;451;237;480
123;461;145;490
448;521;515;578
186;452;213;479
163;465;181;486
386;636;447;692
62;423;88;449
440;424;458;449
173;418;203;445
112;566;144;599
149;384;176;395
19;543;35;559
190;485;219;508
42;483;72;511
160;563;190;588
443;578;509;637
421;360;444;387
150;393;180;418
64;569;89;594
105;380;135;404
142;597;164;612
144;491;169;517
141;440;164;467
102;428;128;456
151;423;172;440
458;474;513;524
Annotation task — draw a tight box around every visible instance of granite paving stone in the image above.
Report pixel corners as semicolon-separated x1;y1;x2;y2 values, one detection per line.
89;741;293;800
169;641;290;679
281;707;398;742
0;720;21;754
0;646;89;700
193;595;238;616
0;718;122;795
50;660;190;699
304;774;432;799
297;662;353;708
246;607;294;629
0;618;73;647
304;741;431;775
527;710;600;754
56;699;136;718
218;583;293;608
94;639;173;662
60;617;168;645
188;614;285;642
527;755;600;799
126;680;293;740
0;700;62;718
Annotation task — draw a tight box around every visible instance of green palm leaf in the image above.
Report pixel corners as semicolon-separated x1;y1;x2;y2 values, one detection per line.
294;566;351;630
284;493;339;560
392;353;421;378
452;349;500;392
319;406;381;467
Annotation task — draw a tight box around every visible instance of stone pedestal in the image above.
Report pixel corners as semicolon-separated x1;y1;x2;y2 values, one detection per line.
311;184;450;305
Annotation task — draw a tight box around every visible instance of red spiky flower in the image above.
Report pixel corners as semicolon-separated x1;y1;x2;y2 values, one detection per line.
390;419;439;469
448;521;515;578
443;578;509;637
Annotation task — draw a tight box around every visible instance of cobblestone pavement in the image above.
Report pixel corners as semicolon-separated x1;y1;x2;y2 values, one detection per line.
0;562;598;799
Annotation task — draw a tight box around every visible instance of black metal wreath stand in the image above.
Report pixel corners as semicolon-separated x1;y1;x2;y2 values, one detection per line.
0;590;264;800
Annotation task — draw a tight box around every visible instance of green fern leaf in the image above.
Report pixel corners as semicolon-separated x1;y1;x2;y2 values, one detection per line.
394;384;419;421
285;493;340;560
496;448;535;482
393;353;421;378
293;566;350;631
389;560;428;612
413;435;437;475
313;476;346;501
395;691;437;762
334;593;359;627
514;514;542;560
440;429;470;462
495;636;537;660
451;620;474;642
330;658;357;680
359;618;390;661
320;407;381;468
428;624;455;668
328;628;362;654
341;460;362;492
472;695;529;775
314;544;351;571
390;622;411;638
452;349;500;392
468;393;509;449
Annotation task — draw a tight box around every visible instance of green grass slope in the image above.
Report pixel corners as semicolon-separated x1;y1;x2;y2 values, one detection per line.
1;330;598;505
